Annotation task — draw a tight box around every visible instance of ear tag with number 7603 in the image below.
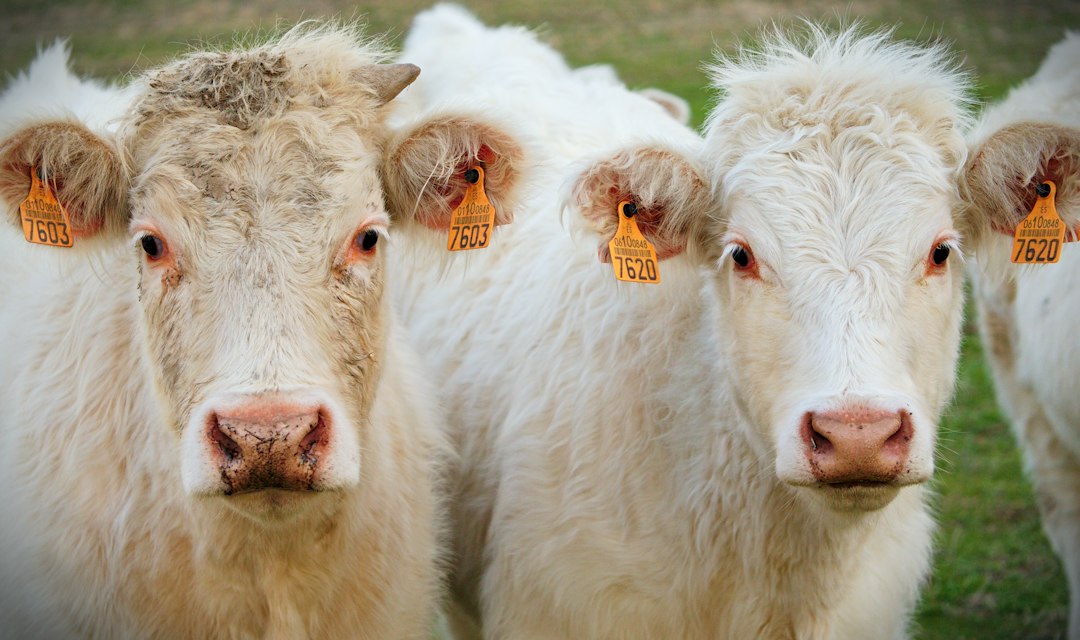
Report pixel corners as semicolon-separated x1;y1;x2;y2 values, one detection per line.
1010;180;1077;264
608;200;660;284
20;167;74;248
447;165;495;251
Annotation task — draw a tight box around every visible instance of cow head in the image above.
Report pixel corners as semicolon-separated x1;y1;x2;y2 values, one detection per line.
696;26;978;512
571;26;975;513
695;27;976;511
0;25;476;522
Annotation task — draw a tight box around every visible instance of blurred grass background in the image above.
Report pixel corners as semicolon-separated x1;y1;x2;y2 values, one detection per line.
2;0;1078;637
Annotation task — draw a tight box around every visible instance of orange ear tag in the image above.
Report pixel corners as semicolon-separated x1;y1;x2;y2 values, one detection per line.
1012;181;1065;264
20;167;74;248
447;166;495;251
608;200;660;284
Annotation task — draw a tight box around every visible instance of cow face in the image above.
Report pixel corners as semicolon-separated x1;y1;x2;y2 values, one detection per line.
0;27;420;521
569;28;974;514
700;28;973;511
704;128;964;512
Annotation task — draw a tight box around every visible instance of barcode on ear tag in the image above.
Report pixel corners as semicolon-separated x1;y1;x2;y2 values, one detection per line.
20;167;74;248
608;200;660;283
447;166;495;251
1012;180;1063;264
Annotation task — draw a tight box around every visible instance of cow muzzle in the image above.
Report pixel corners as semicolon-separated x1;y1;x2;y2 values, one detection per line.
802;406;912;486
182;391;360;498
207;401;331;495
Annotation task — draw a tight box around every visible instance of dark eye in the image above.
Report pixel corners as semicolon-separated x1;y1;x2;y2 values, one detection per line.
357;229;379;252
731;245;751;268
141;234;165;260
931;243;950;266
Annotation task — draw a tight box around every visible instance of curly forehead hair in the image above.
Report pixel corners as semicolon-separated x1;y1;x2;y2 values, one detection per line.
129;22;393;134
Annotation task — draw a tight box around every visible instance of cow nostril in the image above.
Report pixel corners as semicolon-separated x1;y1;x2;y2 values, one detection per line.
883;411;911;450
804;413;834;455
810;426;834;454
209;415;242;463
298;412;328;466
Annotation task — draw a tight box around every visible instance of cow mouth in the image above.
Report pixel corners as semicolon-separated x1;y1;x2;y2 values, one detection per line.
219;487;332;522
806;479;904;512
820;480;894;490
224;485;321;497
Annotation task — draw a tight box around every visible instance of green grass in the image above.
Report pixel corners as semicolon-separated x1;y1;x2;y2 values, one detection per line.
920;303;1069;638
2;1;1077;637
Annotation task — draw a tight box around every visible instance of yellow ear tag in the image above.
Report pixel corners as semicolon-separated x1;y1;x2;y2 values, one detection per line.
20;167;74;248
608;200;660;284
1012;180;1064;264
447;166;494;251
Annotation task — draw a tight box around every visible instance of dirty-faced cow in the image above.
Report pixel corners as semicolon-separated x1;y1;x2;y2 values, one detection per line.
0;25;524;639
384;10;1058;638
964;32;1080;640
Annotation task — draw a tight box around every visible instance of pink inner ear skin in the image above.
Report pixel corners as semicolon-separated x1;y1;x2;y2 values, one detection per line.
9;164;106;239
50;176;104;238
440;145;500;222
599;198;685;263
72;216;105;238
992;156;1077;236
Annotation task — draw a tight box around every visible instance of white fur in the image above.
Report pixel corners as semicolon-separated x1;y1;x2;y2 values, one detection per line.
395;4;695;163
0;41;138;134
393;10;973;639
0;31;446;639
966;31;1080;640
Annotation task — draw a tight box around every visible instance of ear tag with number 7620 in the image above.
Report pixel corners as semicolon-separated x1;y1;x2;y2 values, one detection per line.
447;165;495;251
20;167;74;248
608;200;660;284
1011;180;1076;264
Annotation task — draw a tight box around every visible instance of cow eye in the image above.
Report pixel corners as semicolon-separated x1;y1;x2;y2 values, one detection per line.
357;229;379;252
731;245;752;268
141;235;165;260
931;243;950;266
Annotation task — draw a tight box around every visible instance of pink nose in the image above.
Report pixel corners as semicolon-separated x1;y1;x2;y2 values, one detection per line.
803;407;911;484
206;401;332;495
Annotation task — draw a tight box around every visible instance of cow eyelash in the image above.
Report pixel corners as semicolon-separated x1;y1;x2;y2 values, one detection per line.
133;229;170;263
926;237;961;274
724;240;760;279
343;225;389;266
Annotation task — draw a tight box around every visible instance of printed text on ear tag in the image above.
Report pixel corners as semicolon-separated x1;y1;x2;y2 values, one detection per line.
447;166;495;251
609;200;660;284
1012;180;1064;264
20;167;74;248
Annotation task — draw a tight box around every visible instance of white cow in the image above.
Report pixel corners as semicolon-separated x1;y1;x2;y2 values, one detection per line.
964;32;1080;639
0;25;525;639
385;8;1040;639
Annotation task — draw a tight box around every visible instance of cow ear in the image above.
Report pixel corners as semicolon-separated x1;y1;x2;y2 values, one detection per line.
636;88;692;125
0;120;128;242
566;144;711;263
961;121;1080;248
382;111;524;230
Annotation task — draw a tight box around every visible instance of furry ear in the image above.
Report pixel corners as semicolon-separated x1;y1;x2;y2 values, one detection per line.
382;112;523;230
566;145;711;262
0;120;128;240
352;63;420;106
961;121;1080;245
636;88;692;125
